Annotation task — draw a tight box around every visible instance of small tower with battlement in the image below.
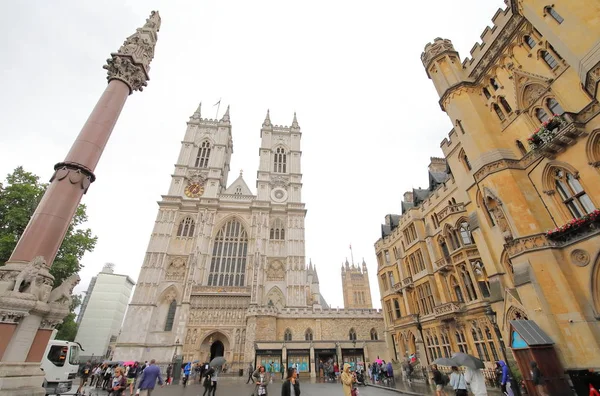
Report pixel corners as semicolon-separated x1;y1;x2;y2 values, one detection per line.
421;38;465;98
341;258;373;309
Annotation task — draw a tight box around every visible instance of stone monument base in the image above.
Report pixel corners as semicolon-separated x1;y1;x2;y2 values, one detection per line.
0;362;46;396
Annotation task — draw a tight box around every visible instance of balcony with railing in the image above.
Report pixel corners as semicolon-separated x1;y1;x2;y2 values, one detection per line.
436;203;466;223
394;313;418;326
434;301;465;320
392;281;403;294
434;257;453;273
402;276;414;290
527;113;586;159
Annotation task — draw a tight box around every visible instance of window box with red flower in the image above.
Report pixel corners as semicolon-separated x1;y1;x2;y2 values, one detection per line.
546;209;600;242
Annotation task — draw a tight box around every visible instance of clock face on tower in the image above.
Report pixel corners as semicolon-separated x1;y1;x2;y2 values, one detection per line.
184;182;204;198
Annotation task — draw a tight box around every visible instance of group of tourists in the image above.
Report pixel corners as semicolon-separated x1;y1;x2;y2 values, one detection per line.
75;359;164;396
368;359;394;384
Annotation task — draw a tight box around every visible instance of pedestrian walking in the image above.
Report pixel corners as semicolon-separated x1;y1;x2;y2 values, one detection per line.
340;363;355;396
281;367;300;396
110;367;127;396
246;363;254;384
76;360;92;395
165;364;172;385
431;364;447;396
449;366;468;396
464;367;487;396
253;365;271;396
127;362;140;396
137;359;164;396
530;361;549;396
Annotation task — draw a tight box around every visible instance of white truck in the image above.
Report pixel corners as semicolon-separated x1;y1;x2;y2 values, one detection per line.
41;340;83;395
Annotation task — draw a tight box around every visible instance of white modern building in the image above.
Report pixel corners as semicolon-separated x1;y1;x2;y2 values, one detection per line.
75;263;135;360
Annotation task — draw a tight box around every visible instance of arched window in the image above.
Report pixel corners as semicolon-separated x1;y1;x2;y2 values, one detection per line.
393;299;401;318
370;328;379;341
440;332;451;358
472;326;491;361
485;327;500;361
500;97;512;114
234;186;243;195
459;222;473;245
483;88;491;99
541;51;558;69
524;35;536;49
284;328;292;341
455;330;468;353
545;6;564;24
349;328;357;341
473;261;491;298
536;108;550;123
493;104;506;122
274;147;287;173
460;266;478;301
208;218;248;286
195;141;211;168
516;140;527;156
177;217;195;238
553;168;595;218
547;98;565;116
450;275;464;303
305;328;313;341
270;218;285;240
164;299;177;331
461;151;472;171
490;78;500;91
439;239;450;259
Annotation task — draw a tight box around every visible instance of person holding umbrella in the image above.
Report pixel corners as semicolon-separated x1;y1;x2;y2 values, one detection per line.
464;366;487;396
202;366;216;396
449;366;469;396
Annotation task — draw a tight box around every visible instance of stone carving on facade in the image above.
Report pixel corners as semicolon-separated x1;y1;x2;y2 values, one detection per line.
266;261;285;281
522;83;547;109
0;310;28;324
570;249;590;267
104;11;161;93
187;170;208;185
585;61;600;97
504;233;553;258
47;273;80;306
270;176;290;188
420;38;457;68
166;257;186;281
12;256;46;295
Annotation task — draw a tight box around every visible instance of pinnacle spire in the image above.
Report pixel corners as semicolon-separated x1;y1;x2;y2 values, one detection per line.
220;105;230;122
262;109;272;127
291;112;300;128
191;102;202;120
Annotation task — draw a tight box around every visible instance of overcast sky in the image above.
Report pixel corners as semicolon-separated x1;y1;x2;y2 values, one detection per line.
0;1;504;309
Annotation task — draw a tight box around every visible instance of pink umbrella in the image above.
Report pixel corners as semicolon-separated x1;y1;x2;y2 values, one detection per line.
123;361;135;366
375;359;383;364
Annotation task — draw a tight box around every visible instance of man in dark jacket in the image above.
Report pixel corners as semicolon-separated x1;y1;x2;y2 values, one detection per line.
76;361;92;395
431;364;447;396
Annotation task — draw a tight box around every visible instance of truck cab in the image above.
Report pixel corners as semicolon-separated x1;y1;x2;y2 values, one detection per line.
41;340;82;395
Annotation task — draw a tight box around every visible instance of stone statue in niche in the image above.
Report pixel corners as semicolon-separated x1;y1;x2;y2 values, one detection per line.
192;329;198;344
185;329;191;344
13;256;45;294
47;273;81;306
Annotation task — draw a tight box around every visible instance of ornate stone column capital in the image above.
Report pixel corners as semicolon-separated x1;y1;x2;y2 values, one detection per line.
104;11;161;94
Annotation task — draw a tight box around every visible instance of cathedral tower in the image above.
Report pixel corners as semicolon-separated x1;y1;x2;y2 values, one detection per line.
341;258;373;309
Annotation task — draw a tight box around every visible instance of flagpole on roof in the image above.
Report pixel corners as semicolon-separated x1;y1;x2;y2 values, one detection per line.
349;244;354;266
214;98;221;119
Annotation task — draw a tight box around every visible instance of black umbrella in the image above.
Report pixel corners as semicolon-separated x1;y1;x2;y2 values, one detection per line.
451;352;484;369
210;356;226;368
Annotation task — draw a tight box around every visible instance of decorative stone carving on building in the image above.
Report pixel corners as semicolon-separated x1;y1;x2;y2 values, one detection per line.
570;249;590;267
104;11;161;93
504;233;554;258
12;256;46;294
50;164;95;193
166;257;186;281
266;261;285;281
47;273;80;306
420;38;458;68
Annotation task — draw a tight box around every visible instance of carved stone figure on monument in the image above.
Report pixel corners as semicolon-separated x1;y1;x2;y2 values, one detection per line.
13;256;45;294
47;273;81;306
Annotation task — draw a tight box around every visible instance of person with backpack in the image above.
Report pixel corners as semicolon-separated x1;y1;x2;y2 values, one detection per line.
431;364;448;396
76;360;93;395
465;367;487;396
530;361;548;396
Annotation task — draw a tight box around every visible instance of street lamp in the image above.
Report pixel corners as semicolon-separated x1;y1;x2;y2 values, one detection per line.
484;306;521;396
172;338;183;385
415;313;430;365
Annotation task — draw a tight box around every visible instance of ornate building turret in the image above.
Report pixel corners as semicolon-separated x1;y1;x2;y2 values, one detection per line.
421;38;465;98
341;258;373;309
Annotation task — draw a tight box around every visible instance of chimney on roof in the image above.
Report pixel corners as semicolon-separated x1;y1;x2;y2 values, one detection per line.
428;157;447;174
403;191;413;203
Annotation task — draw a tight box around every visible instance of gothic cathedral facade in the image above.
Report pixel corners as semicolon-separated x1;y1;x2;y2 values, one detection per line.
113;104;387;374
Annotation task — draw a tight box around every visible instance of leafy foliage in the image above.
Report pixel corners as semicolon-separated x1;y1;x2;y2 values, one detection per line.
0;166;97;287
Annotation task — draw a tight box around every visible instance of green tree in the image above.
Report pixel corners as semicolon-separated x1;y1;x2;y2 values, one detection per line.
55;294;82;341
0;166;97;286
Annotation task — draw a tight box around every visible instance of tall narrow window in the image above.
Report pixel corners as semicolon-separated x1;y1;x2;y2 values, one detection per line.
177;217;195;238
482;88;491;99
270;218;285;240
485;328;500;361
440;333;451;358
208;218;248;286
461;267;478;301
545;6;564;24
370;328;379;341
473;261;491;298
394;299;402;318
553;169;595;218
349;328;357;341
536;108;550;123
195;141;211;168
439;239;450;259
274;147;287;173
456;330;468;353
547;98;565;116
516;140;527;156
500;97;512;114
462;152;472;171
541;51;558;69
459;222;473;245
305;328;313;341
284;329;292;341
164;299;177;331
524;35;536;49
493;104;506;122
490;78;500;91
450;275;464;303
472;326;491;361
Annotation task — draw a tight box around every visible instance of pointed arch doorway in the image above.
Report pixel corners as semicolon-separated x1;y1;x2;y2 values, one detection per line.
210;340;225;361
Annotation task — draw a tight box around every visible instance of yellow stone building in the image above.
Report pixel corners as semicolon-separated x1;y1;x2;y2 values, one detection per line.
375;1;600;392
